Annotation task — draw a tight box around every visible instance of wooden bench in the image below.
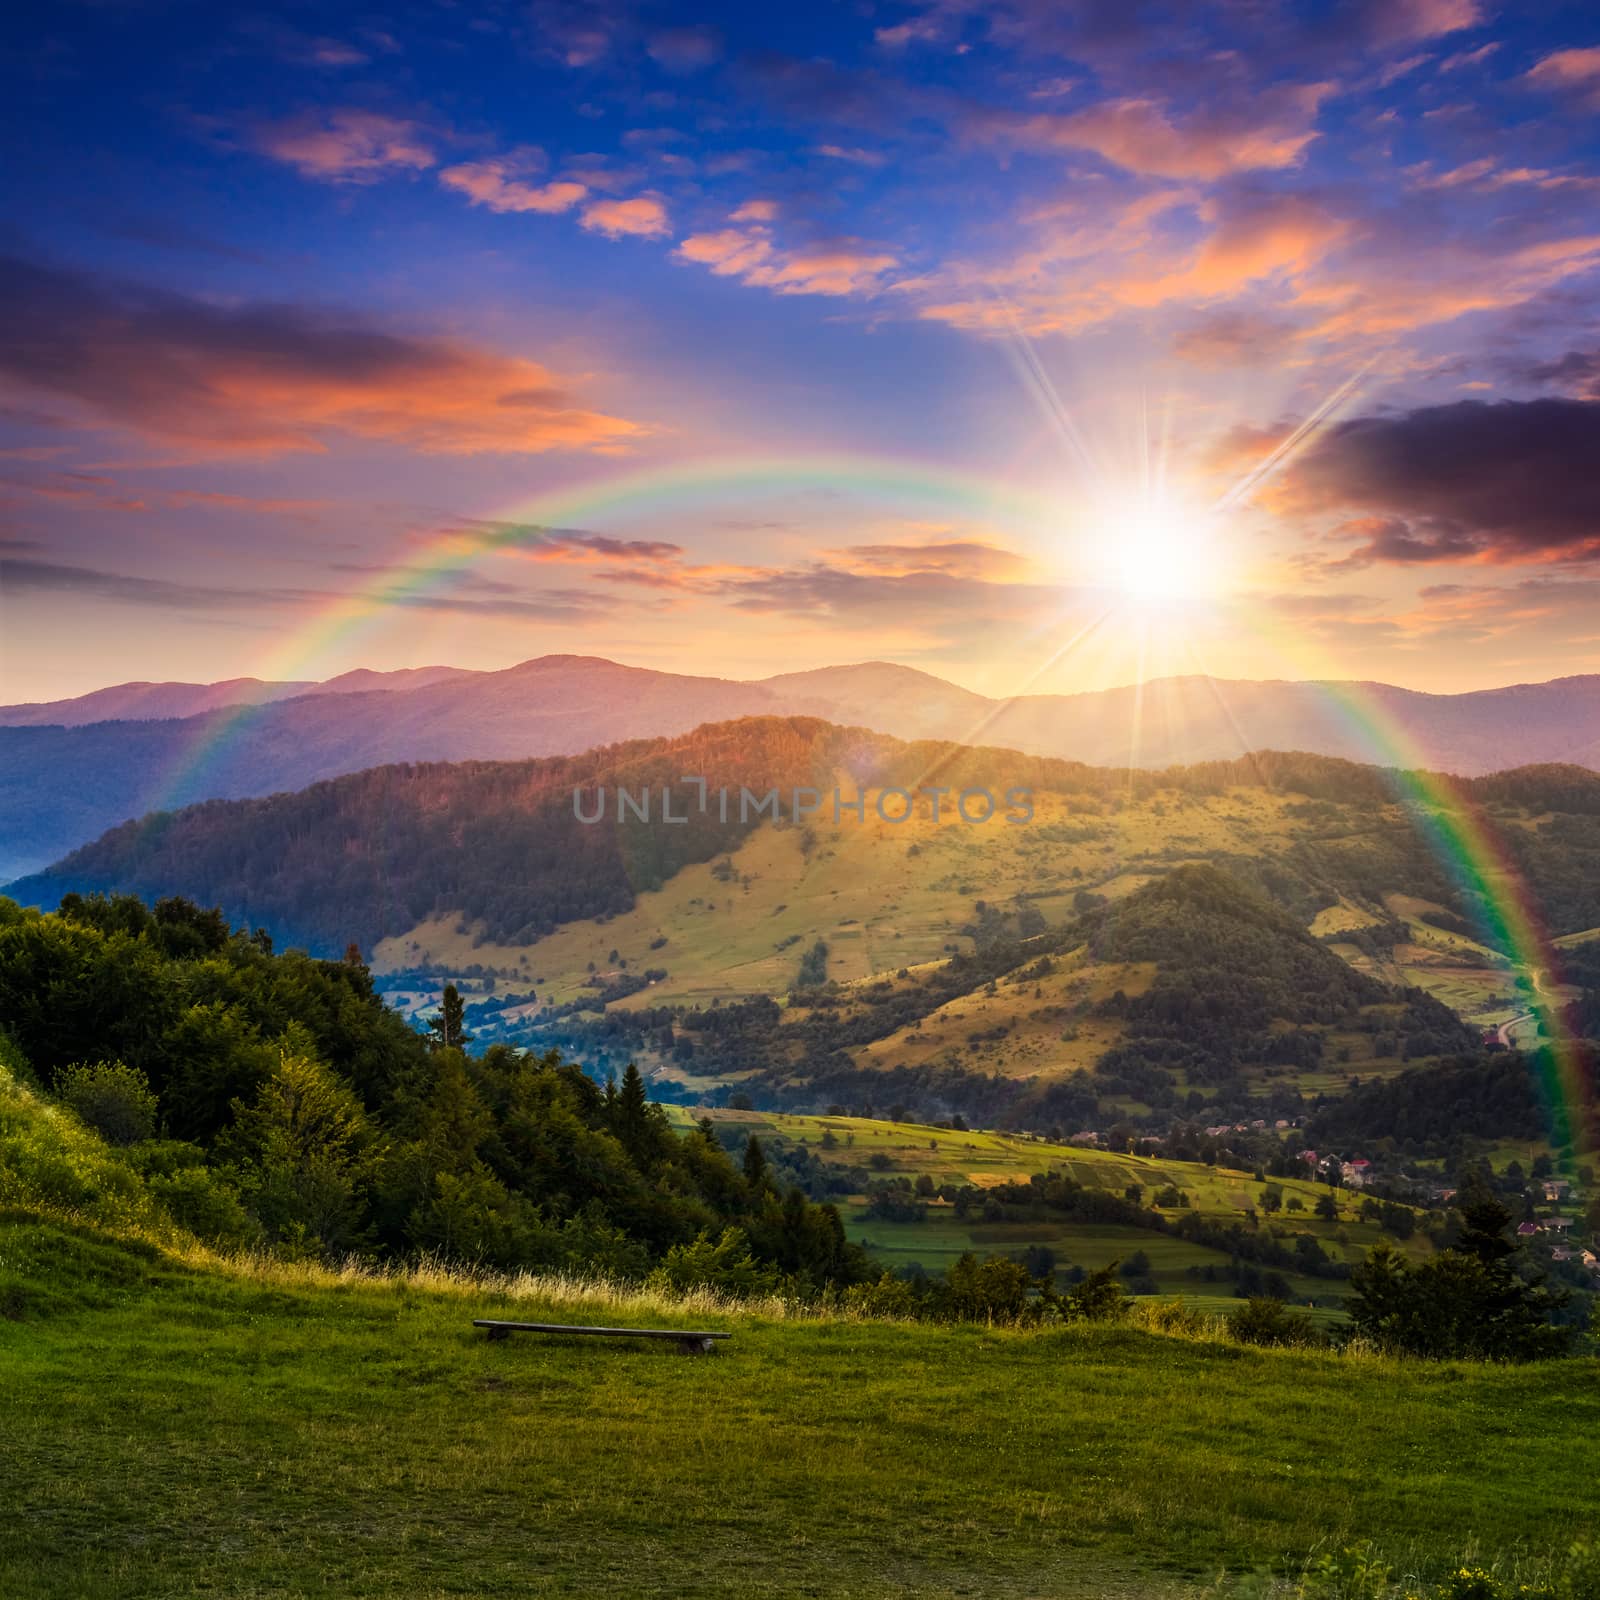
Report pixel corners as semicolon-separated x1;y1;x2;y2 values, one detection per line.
473;1319;731;1355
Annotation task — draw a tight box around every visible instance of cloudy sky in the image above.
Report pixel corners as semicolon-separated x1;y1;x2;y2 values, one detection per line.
4;0;1600;701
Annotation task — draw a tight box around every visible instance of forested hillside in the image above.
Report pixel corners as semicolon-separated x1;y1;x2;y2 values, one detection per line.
0;893;865;1283
17;720;1600;964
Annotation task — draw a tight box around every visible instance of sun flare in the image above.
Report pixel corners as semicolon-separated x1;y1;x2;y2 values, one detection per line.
1096;486;1223;607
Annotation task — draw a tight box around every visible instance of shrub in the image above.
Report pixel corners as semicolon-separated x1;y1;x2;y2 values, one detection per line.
648;1227;780;1297
843;1271;922;1319
56;1061;157;1146
146;1166;258;1248
1058;1261;1128;1322
1227;1296;1322;1348
945;1252;1035;1322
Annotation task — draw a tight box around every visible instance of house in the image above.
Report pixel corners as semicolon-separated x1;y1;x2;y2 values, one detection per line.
1541;1216;1573;1234
1340;1162;1369;1190
1299;1149;1320;1166
1580;1249;1598;1270
1517;1221;1540;1238
1552;1247;1574;1263
1542;1180;1571;1201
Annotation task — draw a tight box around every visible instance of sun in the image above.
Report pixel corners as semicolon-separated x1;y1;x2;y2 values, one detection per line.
1101;486;1222;606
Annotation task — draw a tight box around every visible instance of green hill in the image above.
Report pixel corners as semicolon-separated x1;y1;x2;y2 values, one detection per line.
544;864;1478;1130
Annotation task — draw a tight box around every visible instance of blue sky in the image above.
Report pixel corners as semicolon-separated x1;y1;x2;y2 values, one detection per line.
4;0;1600;700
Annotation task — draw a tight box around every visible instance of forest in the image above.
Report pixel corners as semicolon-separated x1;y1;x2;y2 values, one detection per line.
0;892;867;1286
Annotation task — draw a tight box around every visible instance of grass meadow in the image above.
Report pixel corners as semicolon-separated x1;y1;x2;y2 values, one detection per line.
4;1212;1599;1599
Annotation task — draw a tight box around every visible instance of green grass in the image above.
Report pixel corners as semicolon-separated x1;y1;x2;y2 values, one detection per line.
3;1214;1598;1599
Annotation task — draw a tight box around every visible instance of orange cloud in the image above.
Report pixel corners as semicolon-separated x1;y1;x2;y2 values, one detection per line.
676;228;776;276
581;196;671;238
0;255;648;459
831;539;1031;579
439;156;587;214
254;109;435;182
677;223;896;297
1124;194;1349;305
996;84;1332;180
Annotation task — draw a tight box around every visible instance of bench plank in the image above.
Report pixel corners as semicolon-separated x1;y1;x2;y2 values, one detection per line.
473;1319;730;1353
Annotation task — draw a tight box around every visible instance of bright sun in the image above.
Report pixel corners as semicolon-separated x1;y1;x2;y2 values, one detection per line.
1102;487;1221;606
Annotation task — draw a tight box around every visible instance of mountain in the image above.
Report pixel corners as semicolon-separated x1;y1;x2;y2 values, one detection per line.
7;653;1600;879
0;657;784;879
0;664;471;728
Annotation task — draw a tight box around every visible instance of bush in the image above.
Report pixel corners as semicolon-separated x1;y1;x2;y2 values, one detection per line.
1058;1262;1128;1322
843;1271;922;1319
946;1252;1036;1322
146;1166;258;1248
56;1061;157;1146
1227;1296;1322;1348
647;1227;780;1297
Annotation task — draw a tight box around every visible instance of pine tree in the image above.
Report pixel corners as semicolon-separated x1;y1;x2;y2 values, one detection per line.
427;984;472;1052
743;1133;768;1188
613;1062;653;1164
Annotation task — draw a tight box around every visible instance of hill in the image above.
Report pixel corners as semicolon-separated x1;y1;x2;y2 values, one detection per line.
3;1209;1598;1597
8;655;1600;876
550;862;1479;1129
14;720;1599;1114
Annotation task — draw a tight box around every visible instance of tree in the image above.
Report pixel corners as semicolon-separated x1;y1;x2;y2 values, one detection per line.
427;984;472;1051
742;1133;768;1188
220;1050;377;1255
1260;1183;1284;1214
1348;1180;1571;1361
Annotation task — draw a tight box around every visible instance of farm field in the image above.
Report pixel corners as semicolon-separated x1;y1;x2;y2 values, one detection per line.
668;1109;1433;1307
3;1215;1598;1600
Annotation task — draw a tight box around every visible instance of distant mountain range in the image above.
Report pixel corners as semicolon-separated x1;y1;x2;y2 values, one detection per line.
5;653;1600;880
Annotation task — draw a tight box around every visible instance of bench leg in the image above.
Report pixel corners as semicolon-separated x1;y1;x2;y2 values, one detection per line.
679;1336;716;1356
485;1325;511;1342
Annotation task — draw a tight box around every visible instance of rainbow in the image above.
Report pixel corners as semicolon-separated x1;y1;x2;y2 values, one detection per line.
144;451;1588;1160
1307;678;1587;1165
150;451;1062;806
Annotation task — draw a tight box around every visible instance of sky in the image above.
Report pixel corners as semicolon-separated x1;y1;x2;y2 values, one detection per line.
4;0;1600;703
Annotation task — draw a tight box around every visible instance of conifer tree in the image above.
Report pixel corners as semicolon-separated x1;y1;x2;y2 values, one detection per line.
743;1133;768;1188
428;983;472;1052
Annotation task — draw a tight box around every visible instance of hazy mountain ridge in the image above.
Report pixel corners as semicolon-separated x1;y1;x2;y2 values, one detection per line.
5;654;1600;879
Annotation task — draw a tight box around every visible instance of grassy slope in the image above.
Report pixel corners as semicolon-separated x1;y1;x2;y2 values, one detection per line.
372;786;1300;1014
3;1216;1598;1600
372;782;1535;1092
670;1110;1432;1309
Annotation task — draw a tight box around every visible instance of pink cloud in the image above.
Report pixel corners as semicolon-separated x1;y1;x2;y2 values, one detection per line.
439;156;587;214
580;196;671;238
1526;46;1600;106
0;255;649;459
254;109;435;183
980;84;1333;180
